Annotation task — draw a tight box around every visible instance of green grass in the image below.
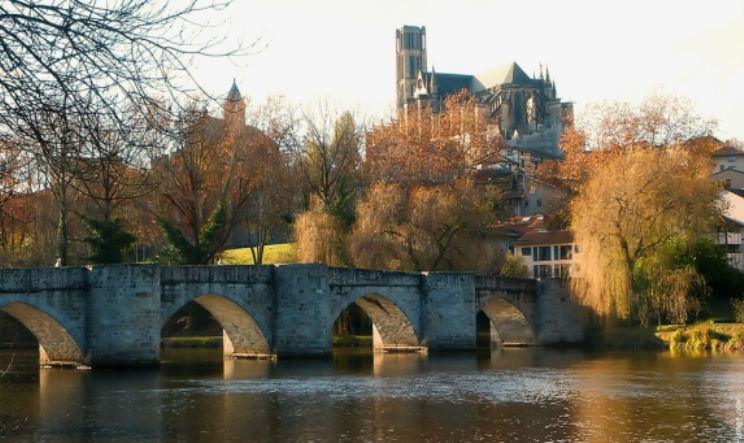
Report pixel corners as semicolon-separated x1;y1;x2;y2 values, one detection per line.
656;322;744;352
221;243;297;265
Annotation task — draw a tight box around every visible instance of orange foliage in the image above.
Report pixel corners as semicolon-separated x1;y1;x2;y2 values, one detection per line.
365;90;498;186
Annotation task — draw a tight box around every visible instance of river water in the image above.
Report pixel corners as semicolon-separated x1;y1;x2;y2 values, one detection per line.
0;347;742;442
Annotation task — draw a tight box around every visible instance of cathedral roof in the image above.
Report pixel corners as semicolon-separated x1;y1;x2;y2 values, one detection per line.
423;62;536;97
424;72;472;96
470;62;534;92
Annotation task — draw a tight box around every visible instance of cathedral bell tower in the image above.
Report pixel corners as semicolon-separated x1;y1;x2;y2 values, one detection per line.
396;26;427;110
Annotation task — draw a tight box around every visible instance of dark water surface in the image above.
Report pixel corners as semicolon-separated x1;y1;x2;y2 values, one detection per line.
0;347;742;442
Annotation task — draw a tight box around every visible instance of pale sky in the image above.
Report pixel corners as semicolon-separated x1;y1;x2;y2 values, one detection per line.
194;0;744;140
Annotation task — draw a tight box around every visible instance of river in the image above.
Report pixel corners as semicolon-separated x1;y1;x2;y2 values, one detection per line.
0;347;742;442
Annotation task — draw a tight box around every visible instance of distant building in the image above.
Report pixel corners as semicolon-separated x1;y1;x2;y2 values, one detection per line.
712;146;744;173
395;25;573;161
514;230;579;279
717;188;744;271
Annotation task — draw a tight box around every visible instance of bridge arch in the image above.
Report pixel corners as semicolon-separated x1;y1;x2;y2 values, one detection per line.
479;298;536;346
162;293;272;358
332;293;422;351
1;303;86;367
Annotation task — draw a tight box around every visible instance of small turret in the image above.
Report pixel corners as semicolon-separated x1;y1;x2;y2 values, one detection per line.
224;79;245;124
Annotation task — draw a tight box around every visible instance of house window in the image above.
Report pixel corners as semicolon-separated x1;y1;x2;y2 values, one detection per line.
537;246;551;261
729;156;736;162
559;245;573;260
521;247;532;256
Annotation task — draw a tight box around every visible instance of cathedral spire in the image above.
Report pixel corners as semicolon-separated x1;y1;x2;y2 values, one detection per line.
545;65;551;85
539;63;544;80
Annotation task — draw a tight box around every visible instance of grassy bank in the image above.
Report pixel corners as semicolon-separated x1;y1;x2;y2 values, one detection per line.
221;243;297;265
595;322;744;352
656;323;744;352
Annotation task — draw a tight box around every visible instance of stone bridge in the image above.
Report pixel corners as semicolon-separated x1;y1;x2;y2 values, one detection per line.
0;264;584;368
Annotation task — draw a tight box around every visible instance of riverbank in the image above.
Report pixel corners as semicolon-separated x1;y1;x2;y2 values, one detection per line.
596;322;744;352
656;323;744;352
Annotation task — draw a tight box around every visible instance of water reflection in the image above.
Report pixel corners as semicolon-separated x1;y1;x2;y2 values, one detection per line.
0;348;742;441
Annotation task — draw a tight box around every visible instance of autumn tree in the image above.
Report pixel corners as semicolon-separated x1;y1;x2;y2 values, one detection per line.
365;90;496;186
350;179;501;272
571;146;719;325
154;106;258;264
540;91;719;204
293;105;363;265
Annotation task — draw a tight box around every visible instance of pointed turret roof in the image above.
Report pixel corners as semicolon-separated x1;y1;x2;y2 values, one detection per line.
227;79;241;102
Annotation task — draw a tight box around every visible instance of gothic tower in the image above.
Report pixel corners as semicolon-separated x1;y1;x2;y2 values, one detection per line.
396;26;427;110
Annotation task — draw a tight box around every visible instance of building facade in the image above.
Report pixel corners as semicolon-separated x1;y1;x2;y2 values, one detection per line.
395;25;573;160
514;230;579;279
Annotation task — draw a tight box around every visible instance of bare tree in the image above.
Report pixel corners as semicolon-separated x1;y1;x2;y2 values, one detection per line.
295;104;363;215
242;95;300;265
0;0;256;264
0;1;255;139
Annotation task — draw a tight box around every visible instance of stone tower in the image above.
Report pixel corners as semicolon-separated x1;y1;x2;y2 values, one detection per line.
396;26;427;109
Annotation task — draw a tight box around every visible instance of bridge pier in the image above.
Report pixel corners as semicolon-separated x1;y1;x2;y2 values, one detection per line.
87;265;162;367
273;264;334;358
422;273;477;351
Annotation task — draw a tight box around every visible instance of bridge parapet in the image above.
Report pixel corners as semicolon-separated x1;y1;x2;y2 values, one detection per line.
475;275;537;292
160;265;273;285
0;267;87;293
328;267;420;288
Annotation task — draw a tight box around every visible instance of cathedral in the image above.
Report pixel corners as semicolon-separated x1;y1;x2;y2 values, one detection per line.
396;25;573;160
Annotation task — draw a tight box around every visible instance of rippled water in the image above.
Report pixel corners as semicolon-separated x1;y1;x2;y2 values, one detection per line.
0;348;742;442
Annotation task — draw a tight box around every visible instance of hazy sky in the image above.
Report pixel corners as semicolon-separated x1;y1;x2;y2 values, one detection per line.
194;0;744;140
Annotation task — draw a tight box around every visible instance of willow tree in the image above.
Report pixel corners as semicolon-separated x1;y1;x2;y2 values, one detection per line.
351;179;501;272
562;92;720;324
571;146;719;324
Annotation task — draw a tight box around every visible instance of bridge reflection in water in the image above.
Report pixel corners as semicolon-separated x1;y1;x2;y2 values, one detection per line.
0;264;584;368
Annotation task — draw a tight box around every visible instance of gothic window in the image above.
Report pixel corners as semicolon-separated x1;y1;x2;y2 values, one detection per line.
409;56;415;78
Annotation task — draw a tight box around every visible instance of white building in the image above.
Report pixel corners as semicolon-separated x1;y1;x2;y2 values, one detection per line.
717;189;744;271
712;146;744;173
514;230;579;279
